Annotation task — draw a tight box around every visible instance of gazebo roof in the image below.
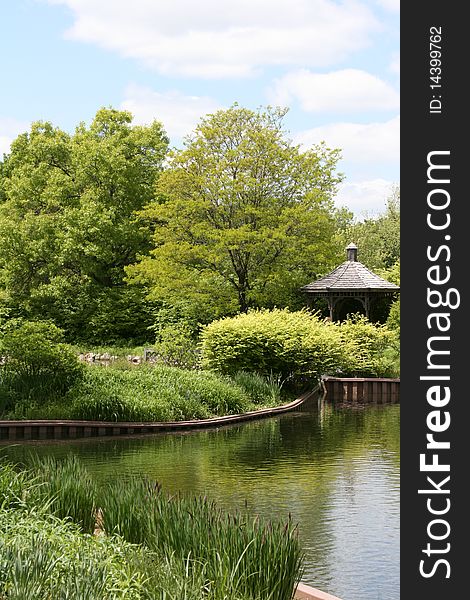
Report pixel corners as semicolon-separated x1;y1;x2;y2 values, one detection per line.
301;243;399;293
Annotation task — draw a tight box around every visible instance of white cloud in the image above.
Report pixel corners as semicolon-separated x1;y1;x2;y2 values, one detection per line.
295;115;400;164
0;136;13;156
389;52;400;75
377;0;400;12
270;68;399;112
121;84;221;141
47;0;379;78
0;117;29;156
335;178;397;216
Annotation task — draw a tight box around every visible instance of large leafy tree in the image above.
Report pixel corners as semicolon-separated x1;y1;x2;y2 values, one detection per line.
0;108;169;341
127;106;344;319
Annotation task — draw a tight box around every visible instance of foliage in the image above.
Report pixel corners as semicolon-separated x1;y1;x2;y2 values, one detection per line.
64;366;250;422
1;458;304;600
0;511;157;599
386;299;400;337
201;308;344;381
4;364;282;421
0;108;169;342
127;105;344;318
337;315;398;377
379;259;400;340
0;321;83;411
29;454;97;532
377;259;400;287
201;308;398;380
152;321;200;370
100;476;304;600
230;371;283;405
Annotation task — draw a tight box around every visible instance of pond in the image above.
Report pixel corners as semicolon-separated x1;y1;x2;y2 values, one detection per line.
1;399;399;600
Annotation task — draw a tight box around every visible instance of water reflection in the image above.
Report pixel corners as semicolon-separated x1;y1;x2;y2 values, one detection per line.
1;402;399;600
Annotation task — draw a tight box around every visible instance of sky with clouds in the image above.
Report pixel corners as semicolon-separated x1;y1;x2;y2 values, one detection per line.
1;0;399;217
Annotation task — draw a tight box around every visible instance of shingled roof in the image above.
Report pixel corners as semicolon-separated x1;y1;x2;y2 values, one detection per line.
301;243;399;293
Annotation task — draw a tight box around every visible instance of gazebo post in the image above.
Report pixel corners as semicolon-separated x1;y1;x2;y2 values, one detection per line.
364;295;371;319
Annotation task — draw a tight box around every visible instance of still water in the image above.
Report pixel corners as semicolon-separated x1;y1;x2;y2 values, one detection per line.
1;399;399;600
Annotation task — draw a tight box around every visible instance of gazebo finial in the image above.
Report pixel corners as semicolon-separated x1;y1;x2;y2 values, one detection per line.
346;242;358;262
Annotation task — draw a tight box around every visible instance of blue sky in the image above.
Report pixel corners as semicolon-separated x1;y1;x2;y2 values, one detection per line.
0;0;399;217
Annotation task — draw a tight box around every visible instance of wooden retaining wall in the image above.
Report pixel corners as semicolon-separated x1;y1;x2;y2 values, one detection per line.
0;391;316;443
295;583;342;600
321;377;399;404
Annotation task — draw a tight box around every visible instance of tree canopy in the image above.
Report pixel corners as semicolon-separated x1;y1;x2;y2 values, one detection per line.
0;108;169;341
126;105;345;319
0;104;399;344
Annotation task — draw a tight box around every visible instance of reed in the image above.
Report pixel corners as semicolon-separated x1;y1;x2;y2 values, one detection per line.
97;476;303;598
29;454;97;532
0;508;157;599
231;371;283;405
1;457;304;599
4;364;284;422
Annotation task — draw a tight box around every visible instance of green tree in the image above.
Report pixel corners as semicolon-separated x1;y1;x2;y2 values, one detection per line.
0;108;169;342
127;105;344;318
0;321;84;412
0;160;7;204
380;259;400;338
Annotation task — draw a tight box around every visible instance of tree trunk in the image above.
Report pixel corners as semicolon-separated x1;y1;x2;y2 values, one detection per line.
238;288;249;313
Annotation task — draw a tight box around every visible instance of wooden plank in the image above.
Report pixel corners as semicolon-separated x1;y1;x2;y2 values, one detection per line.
352;381;358;402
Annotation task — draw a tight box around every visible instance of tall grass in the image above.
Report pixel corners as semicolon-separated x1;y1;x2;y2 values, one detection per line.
102;478;304;599
65;365;251;421
29;454;97;531
231;371;283;405
4;364;284;422
0;508;159;599
0;457;304;599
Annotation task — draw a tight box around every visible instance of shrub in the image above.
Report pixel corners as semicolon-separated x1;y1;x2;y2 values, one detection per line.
152;322;200;369
337;315;398;377
201;308;397;381
386;298;400;337
0;321;84;410
201;308;343;381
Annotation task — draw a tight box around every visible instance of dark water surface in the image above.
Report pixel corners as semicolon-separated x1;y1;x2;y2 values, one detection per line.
1;400;399;600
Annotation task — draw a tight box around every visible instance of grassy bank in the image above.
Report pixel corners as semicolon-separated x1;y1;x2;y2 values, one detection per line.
0;457;304;599
2;364;284;422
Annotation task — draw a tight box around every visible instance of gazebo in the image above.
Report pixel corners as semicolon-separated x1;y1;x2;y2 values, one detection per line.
301;243;399;321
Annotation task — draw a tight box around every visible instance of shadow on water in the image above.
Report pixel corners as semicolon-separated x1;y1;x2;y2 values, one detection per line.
1;399;399;600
